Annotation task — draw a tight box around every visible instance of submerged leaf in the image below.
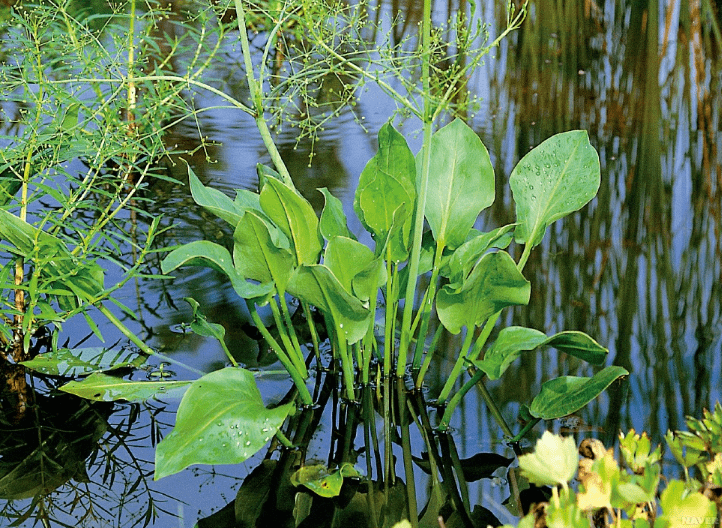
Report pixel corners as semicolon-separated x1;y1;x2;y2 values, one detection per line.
155;368;295;479
20;347;144;377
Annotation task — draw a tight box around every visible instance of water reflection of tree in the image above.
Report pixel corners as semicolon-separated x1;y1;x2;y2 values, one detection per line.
480;0;721;444
0;370;175;527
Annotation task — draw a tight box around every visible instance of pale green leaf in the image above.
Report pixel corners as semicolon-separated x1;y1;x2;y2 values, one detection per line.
188;165;251;226
154;368;294;479
318;187;354;240
519;431;578;487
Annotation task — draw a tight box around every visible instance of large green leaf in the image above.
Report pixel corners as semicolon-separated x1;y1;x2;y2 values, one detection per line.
354;122;416;260
188;165;252;227
161;240;273;299
260;178;322;265
475;327;608;380
529;365;629;420
423;118;494;250
288;264;372;344
20;347;145;377
318;187;354;240
435;251;530;334
154;368;294;479
510;130;600;247
59;372;191;402
233;211;294;292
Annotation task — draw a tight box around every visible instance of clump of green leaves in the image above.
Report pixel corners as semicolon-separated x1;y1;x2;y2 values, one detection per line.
509;404;722;527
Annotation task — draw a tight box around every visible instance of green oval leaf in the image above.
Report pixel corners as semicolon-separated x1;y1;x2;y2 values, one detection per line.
188;165;252;226
354;123;416;259
510;130;600;247
260;178;322;266
154;368;295;479
318;187;354;240
59;372;191;402
529;365;629;420
435;251;530;334
288;264;372;344
423;118;494;250
161;240;273;299
233;211;294;292
476;327;609;380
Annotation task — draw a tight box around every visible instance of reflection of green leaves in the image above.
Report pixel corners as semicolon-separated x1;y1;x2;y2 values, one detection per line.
20;347;144;377
423;118;494;250
155;368;295;479
529;365;628;420
519;431;578;487
60;373;191;402
354;123;415;260
475;327;608;380
436;251;530;334
510;131;600;247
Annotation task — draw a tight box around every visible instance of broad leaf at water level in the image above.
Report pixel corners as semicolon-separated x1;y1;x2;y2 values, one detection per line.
154;368;295;479
60;372;191;402
510;130;600;248
529;365;628;420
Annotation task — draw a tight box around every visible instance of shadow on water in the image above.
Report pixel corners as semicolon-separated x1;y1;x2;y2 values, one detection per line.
1;0;721;525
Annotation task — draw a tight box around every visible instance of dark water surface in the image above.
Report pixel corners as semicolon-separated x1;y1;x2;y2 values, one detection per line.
2;0;721;526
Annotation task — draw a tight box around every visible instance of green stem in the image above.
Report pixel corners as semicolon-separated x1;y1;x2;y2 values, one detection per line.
336;336;356;402
411;241;445;369
269;298;307;378
233;0;293;186
414;324;444;389
246;300;313;405
96;303;204;376
436;328;474;405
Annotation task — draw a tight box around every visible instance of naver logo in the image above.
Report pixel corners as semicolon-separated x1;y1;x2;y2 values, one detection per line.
679;517;717;525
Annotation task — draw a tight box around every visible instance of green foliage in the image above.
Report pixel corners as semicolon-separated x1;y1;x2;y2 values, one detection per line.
506;405;722;527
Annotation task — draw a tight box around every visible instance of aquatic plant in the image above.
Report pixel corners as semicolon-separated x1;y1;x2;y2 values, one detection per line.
505;403;722;527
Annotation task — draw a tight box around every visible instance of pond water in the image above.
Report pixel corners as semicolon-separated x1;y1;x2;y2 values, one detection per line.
1;0;721;526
